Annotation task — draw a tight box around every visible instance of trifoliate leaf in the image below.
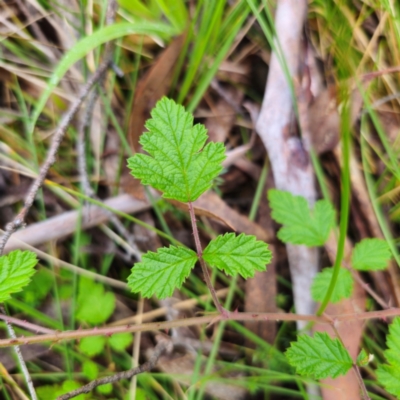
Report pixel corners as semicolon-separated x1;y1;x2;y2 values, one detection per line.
75;278;115;325
128;246;197;299
351;238;391;271
268;190;335;247
79;336;106;357
285;332;353;379
311;267;353;303
127;97;226;202
203;233;272;278
0;250;38;303
376;318;400;397
109;332;133;352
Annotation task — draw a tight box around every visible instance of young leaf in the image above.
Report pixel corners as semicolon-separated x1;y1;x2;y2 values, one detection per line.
311;267;353;304
78;336;107;357
0;250;38;303
377;318;400;397
75;278;115;325
128;246;197;299
356;349;373;367
127;97;226;202
268;189;335;247
285;332;353;379
109;332;133;353
203;233;272;278
351;238;391;271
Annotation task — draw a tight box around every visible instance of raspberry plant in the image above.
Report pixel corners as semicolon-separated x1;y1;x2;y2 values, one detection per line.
126;97;272;314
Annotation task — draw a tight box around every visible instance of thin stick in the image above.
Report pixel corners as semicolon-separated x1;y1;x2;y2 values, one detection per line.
57;336;172;400
187;202;227;316
3;308;400;348
0;307;37;400
0;59;111;255
0;51;111;400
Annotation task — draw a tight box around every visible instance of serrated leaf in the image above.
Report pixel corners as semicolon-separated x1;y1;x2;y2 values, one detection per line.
377;364;400;397
311;267;353;303
203;233;272;278
351;238;391;271
377;318;400;397
285;332;353;379
268;190;335;246
79;336;106;357
0;250;38;303
127;97;226;202
75;278;115;325
128;246;197;299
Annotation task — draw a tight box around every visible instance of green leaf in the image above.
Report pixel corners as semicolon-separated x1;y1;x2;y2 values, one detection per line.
0;250;38;303
285;332;353;379
97;383;113;394
356;349;373;367
127;97;226;202
203;233;272;278
82;360;99;380
75;278;115;325
109;332;133;352
377;318;400;397
20;268;53;306
377;364;400;397
128;245;197;298
79;336;106;357
311;267;353;303
268;190;335;246
351;238;391;271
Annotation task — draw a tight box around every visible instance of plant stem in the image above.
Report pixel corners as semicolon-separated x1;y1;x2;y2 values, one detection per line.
187;202;228;316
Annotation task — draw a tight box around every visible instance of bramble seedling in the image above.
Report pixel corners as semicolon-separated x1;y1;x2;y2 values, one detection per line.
126;97;272;314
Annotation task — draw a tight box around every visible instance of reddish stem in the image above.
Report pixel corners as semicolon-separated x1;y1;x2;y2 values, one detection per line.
187;202;229;317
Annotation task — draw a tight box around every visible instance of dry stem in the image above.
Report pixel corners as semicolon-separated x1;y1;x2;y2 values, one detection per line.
2;308;400;348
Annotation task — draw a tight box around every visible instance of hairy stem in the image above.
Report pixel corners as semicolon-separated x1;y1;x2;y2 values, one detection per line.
187;202;227;316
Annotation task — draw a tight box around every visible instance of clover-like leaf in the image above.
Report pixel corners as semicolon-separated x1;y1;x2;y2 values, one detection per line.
203;233;271;278
75;278;115;325
0;250;38;303
268;189;335;247
311;267;353;304
127;97;226;202
128;246;197;299
285;332;353;379
351;238;391;271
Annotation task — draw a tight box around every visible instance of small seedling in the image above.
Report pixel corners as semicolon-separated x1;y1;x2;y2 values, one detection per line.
126;97;272;315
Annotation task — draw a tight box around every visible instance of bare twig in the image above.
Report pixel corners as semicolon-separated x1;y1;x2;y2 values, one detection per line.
76;0;141;261
0;41;112;400
57;335;172;400
2;308;400;348
0;307;37;400
0;59;111;255
0;313;55;334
